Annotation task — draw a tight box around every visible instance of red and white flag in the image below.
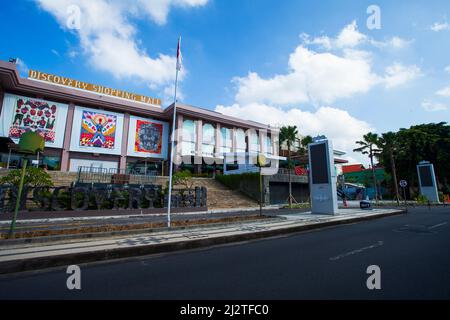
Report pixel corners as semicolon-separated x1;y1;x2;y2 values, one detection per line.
176;36;182;71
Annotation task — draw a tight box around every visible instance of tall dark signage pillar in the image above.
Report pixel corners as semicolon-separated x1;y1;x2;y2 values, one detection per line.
308;137;338;215
416;161;439;203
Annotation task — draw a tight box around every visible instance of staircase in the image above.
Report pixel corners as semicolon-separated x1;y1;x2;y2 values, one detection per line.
190;178;259;209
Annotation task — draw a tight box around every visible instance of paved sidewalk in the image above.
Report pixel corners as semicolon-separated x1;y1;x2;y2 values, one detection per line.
0;208;405;274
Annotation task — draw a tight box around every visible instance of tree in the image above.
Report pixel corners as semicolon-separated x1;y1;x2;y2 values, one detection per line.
357;122;450;200
353;132;381;202
377;132;400;205
280;125;298;207
0;167;53;188
297;135;313;155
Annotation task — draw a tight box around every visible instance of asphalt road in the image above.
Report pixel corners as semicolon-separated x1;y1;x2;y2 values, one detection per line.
0;206;449;299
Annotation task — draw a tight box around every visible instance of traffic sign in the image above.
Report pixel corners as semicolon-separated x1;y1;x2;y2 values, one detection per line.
399;180;408;188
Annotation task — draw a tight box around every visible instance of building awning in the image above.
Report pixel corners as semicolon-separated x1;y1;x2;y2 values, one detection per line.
0;137;16;153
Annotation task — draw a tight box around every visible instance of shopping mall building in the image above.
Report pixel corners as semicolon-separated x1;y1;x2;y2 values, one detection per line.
0;60;280;175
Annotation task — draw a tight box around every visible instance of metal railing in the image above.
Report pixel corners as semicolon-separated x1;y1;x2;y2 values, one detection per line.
76;166;158;185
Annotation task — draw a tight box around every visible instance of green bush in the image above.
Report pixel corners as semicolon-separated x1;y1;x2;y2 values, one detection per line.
173;169;192;185
0;167;53;188
165;170;194;193
414;194;429;204
215;172;259;190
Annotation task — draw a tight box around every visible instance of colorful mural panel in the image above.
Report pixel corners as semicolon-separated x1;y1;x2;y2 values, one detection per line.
134;120;163;154
79;111;116;149
8;97;58;143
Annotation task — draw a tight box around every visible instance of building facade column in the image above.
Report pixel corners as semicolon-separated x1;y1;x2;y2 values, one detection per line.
271;129;279;157
259;128;266;154
175;113;184;167
231;128;237;152
119;112;130;172
60;102;75;172
194;119;203;170
215;123;221;159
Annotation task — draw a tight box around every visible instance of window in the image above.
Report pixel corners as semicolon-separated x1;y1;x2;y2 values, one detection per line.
249;130;259;153
220;127;232;154
266;135;273;155
236;129;246;153
43;156;61;170
202;123;215;157
182;119;196;155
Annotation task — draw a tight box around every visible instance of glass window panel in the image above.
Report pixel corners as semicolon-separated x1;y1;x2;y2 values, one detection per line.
182;120;196;142
202;123;215;145
266;136;273;154
202;144;215;155
236;129;246;150
221;146;231;154
221;127;231;148
182;141;195;155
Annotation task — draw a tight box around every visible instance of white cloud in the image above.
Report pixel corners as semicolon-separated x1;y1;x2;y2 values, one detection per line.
234;46;420;106
215;103;374;164
388;36;412;49
301;21;366;50
436;86;450;97
445;66;450;73
234;22;421;106
234;46;379;106
421;100;448;111
430;22;450;32
371;36;413;49
15;58;29;77
135;0;208;25
35;0;207;97
383;63;422;89
335;20;367;48
163;83;184;103
302;21;411;51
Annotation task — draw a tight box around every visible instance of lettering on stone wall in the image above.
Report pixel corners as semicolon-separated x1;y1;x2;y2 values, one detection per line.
0;184;207;212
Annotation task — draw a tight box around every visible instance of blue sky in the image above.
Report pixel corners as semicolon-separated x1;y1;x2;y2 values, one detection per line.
1;0;449;163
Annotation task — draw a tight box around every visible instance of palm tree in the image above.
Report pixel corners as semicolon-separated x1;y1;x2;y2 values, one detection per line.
353;132;381;202
297;135;313;155
280;125;298;207
378;132;400;205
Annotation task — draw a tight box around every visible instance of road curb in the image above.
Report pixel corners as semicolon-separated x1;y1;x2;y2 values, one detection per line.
0;209;405;275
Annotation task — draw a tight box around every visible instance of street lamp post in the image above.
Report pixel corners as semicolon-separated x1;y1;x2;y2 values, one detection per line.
8;132;44;238
257;154;266;217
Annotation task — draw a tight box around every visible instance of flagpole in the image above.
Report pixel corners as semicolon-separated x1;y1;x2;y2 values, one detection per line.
167;36;181;228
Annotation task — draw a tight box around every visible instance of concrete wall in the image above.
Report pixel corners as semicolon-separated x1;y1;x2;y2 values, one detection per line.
269;182;310;204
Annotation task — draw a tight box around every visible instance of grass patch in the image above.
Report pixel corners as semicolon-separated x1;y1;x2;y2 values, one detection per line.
281;203;311;209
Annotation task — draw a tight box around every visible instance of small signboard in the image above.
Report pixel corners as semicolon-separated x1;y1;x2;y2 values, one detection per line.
399;180;407;188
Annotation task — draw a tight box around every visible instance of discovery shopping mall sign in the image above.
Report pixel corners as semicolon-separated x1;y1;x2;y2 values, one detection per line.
28;69;161;107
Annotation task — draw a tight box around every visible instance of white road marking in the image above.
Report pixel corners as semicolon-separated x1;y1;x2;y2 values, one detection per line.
428;222;447;229
329;241;384;261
